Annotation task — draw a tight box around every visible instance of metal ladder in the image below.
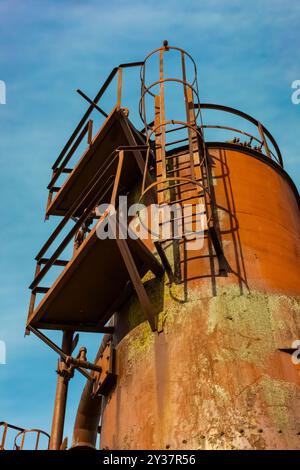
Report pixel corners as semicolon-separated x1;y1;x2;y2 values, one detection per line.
150;91;227;277
139;44;228;279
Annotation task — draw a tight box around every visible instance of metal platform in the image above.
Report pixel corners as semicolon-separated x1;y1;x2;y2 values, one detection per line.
27;218;163;333
46;107;146;217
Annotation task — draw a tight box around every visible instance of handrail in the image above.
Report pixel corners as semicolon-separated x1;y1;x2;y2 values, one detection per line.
48;119;93;191
45;61;145;216
199;124;278;160
0;422;24;432
14;428;50;451
37;151;120;261
51;61;144;172
1;422;49;451
30;175;116;289
29;145;149;296
0;422;24;450
196;103;283;167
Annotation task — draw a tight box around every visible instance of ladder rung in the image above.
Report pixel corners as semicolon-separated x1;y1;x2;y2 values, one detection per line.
157;229;207;242
39;258;69;267
156;168;199;179
164;156;191;164
32;286;50;294
165;150;198;160
159;210;206;226
157;181;198;192
168;194;205;204
182;229;206;237
166;164;199;175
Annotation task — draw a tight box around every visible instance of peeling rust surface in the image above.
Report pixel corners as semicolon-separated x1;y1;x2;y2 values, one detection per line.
102;287;300;449
100;147;300;450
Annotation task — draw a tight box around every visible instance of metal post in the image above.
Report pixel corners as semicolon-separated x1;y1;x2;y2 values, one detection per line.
258;122;272;160
49;331;73;450
0;423;8;450
117;67;122;108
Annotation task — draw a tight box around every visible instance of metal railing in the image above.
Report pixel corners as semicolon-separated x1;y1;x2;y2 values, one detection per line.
30;44;285;320
45;61;145;214
28;146;149;323
14;428;50;450
45;49;284;217
196;103;283;167
0;422;50;450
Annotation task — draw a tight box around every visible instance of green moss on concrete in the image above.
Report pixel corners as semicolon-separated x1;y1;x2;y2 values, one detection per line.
126;320;155;364
114;280;300;449
123;282;300;370
206;286;300;366
256;375;297;430
126;276;165;330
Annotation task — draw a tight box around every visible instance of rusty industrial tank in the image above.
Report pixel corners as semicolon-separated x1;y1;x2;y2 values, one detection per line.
71;45;300;451
97;147;300;450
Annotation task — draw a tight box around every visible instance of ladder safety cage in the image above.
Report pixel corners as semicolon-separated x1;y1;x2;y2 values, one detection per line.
139;43;227;276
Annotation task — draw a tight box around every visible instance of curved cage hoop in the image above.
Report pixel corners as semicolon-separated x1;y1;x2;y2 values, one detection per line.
141;119;207;196
140;45;201;134
136;176;210;240
14;428;50;450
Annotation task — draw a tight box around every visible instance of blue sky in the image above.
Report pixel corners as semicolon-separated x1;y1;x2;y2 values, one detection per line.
0;0;299;449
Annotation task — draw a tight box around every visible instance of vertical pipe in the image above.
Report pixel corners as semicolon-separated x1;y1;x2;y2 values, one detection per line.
49;331;73;450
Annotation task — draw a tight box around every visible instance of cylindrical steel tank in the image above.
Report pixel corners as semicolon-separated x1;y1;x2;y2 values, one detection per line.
72;45;300;450
97;144;300;450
